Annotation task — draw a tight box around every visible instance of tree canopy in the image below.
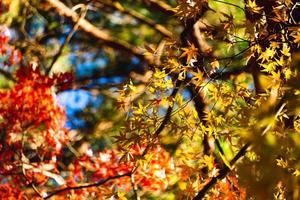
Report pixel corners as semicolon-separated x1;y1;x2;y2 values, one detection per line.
0;0;300;199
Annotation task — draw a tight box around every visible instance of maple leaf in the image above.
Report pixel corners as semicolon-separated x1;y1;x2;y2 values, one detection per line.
258;47;276;62
293;169;300;177
271;7;288;22
117;191;128;200
246;0;263;14
211;60;220;69
260;62;276;73
270;42;280;49
276;158;288;168
178;69;187;81
191;68;203;86
275;56;285;66
184;183;196;196
180;43;199;64
284;68;292;80
292;31;300;47
281;44;291;57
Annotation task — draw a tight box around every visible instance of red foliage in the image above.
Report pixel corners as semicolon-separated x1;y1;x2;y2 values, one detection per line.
0;34;21;66
0;64;71;193
0;184;26;200
54;145;176;198
209;176;246;200
0;32;177;199
0;35;9;55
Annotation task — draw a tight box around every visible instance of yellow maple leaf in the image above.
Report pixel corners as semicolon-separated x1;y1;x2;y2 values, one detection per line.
178;69;187;80
284;68;292;80
271;7;287;22
258;47;275;62
211;60;220;69
191;68;203;86
271;70;281;80
270;42;280;49
276;158;288;168
275;56;284;66
127;80;137;92
153;69;167;79
117;191;128;200
293;169;300;177
246;0;263;13
292;31;300;47
133;102;146;115
260;62;276;73
281;44;290;57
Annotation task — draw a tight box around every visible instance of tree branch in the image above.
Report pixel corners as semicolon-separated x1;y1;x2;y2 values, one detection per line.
44;172;131;199
46;3;87;75
140;81;181;157
96;0;173;38
140;0;175;16
209;67;247;80
186;86;210;155
213;0;244;11
46;0;149;62
154;82;180;138
193;142;251;200
130;173;140;200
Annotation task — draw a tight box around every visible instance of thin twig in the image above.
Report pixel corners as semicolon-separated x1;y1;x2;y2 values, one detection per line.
213;0;244;11
44;172;131;199
140;0;175;15
96;0;173;38
154;83;181;138
22;164;43;198
46;0;148;62
216;45;253;61
130;173;140;200
141;81;181;157
193;142;251;200
261;103;286;136
46;4;87;75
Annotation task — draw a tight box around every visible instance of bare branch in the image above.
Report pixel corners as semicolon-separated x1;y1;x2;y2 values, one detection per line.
46;3;87;75
186;86;210;155
46;0;149;62
193;21;212;56
140;0;175;16
44;172;131;199
96;0;173;38
130;174;140;200
213;0;244;11
209;67;247;80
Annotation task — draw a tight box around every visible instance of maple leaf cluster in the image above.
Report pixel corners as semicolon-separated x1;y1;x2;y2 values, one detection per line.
58;145;176;198
1;0;300;198
0;32;178;199
0;183;26;200
0;60;71;195
175;0;208;21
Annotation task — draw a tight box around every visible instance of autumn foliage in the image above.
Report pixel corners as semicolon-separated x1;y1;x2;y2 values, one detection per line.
1;0;300;199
